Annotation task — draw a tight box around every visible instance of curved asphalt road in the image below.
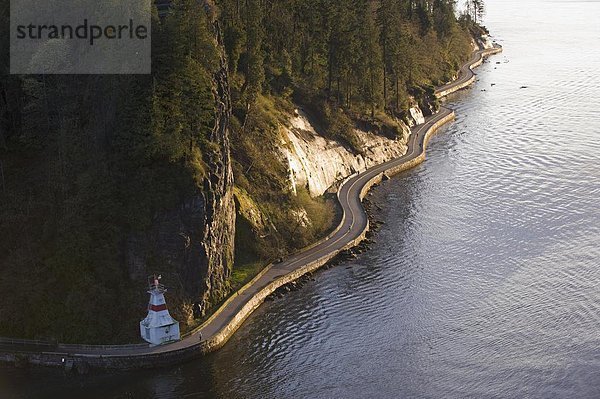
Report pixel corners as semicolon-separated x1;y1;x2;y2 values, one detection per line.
1;47;500;362
435;44;501;97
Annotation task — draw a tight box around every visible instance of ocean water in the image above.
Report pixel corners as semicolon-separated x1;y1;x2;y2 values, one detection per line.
2;0;600;398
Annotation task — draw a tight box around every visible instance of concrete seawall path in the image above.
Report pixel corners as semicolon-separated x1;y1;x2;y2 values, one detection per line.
0;45;502;371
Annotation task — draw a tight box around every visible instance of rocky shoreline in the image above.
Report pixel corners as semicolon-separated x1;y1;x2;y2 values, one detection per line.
0;45;502;372
265;44;503;304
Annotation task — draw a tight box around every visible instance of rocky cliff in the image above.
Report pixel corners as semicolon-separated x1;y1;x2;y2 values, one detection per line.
126;22;236;324
0;8;236;342
0;0;478;343
281;106;428;198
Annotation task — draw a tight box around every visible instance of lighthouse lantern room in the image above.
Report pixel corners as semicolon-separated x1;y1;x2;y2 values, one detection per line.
140;275;180;345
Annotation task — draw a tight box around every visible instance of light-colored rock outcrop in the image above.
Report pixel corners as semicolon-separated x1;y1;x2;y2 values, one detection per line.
281;109;414;197
408;106;425;126
480;34;494;50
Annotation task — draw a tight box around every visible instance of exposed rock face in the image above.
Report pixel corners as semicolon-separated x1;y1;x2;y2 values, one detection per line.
200;23;236;314
233;187;266;232
480;34;494;50
126;22;235;321
408;106;425;126
282;109;412;197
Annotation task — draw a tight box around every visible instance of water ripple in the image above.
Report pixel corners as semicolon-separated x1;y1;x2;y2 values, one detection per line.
6;1;600;398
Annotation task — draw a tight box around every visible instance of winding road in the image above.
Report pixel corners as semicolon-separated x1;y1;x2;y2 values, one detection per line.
0;45;501;370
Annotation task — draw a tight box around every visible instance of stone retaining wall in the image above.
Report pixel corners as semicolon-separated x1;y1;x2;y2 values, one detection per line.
0;45;497;371
0;107;460;372
435;46;503;98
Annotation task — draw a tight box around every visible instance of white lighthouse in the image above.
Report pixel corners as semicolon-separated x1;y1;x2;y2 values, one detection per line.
140;275;180;346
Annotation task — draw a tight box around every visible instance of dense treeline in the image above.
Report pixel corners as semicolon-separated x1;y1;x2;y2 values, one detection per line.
0;0;224;342
219;0;472;120
0;0;483;342
219;0;476;267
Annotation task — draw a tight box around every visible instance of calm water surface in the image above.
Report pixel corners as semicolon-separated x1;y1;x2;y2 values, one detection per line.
3;0;600;397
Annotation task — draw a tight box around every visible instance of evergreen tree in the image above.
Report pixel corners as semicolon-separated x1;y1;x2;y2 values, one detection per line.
243;0;265;107
466;0;486;24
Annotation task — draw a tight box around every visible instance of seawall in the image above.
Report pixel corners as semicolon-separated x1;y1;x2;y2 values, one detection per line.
435;45;503;98
0;45;500;371
0;111;458;372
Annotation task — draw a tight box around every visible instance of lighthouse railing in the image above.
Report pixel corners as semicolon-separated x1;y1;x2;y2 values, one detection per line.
148;282;166;293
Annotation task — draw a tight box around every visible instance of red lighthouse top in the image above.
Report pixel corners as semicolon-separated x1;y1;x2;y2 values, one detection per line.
148;274;166;294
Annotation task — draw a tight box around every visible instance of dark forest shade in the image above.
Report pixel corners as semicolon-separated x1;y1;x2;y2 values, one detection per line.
0;0;484;343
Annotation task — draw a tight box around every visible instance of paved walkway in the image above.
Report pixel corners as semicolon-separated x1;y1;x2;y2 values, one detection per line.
1;46;501;363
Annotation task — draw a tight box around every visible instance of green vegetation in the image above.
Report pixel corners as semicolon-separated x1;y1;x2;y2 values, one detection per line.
230;91;338;261
465;0;486;25
222;0;475;266
0;0;223;343
230;261;263;290
0;0;485;343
